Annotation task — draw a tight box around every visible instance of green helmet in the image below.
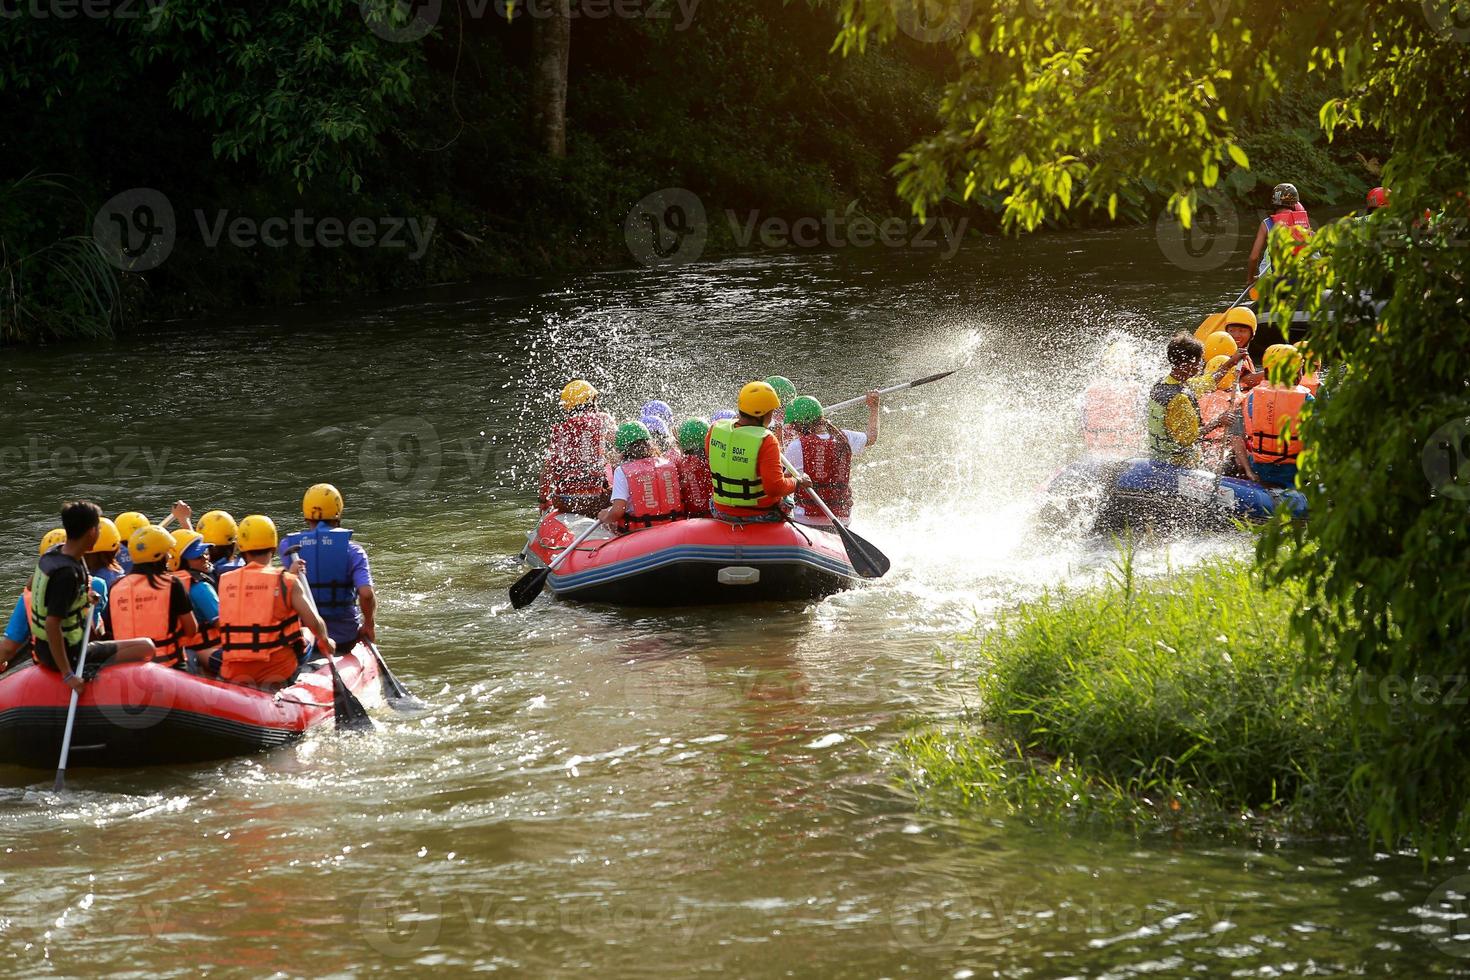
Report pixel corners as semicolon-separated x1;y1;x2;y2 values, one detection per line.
788;395;823;425
676;417;709;453
615;421;652;453
764;375;797;404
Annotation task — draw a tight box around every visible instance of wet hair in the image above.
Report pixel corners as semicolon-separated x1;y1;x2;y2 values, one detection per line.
1166;333;1205;368
61;500;102;540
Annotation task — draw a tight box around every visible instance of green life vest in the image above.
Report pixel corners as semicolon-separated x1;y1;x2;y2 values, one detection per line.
1146;377;1204;467
29;547;90;658
708;420;770;508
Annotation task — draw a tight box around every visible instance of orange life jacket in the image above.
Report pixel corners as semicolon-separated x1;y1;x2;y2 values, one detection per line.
109;573;184;668
1082;382;1145;456
1301;370;1321;396
675;453;712;517
218;565;305;666
173;569;221;650
547;412;613;498
795;430;854;521
1197;389;1235;446
618;457;683;523
1244;385;1310;464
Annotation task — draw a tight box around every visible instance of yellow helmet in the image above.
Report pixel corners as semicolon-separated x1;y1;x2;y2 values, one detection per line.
114;511;150;544
1203;331;1239;363
1204;354;1238;391
303;483;344;522
237;515;279;553
1194;312;1228;342
89;517;122;555
560;380;598;411
39;528;67;555
197;510;239;547
168;529;208;571
1223;306;1258;337
737;381;781;417
128;524;175;565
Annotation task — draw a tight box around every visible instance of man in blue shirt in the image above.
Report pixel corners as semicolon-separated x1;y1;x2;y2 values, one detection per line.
278;484;377;654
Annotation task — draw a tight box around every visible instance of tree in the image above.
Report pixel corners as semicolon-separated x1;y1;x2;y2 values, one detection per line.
834;0;1470;854
529;0;573;158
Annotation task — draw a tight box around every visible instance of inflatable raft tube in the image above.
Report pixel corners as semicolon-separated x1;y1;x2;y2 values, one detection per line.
523;512;861;606
0;647;380;769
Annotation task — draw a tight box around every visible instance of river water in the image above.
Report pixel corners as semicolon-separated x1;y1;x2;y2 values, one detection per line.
2;229;1465;975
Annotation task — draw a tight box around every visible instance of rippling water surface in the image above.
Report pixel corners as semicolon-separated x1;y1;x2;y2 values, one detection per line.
2;231;1464;975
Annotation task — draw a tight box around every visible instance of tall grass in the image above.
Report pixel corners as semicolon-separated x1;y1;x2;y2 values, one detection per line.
0;173;121;344
905;552;1377;835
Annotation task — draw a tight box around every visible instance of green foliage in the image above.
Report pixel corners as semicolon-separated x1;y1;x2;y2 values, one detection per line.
840;0;1470;856
905;557;1375;835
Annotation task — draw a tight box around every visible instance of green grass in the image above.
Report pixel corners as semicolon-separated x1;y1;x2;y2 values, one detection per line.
905;552;1377;836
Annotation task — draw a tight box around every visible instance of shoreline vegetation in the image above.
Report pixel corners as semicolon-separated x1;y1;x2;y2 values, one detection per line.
0;1;1380;346
903;548;1384;840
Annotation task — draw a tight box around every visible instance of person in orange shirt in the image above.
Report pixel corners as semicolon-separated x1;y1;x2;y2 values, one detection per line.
216;515;336;688
705;381;812;522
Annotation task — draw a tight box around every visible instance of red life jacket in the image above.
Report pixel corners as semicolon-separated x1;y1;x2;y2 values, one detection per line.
1197;389;1234;446
1244;385;1310;464
173;569;221;650
1081;381;1144;456
110;573;184;668
1266;205;1312;253
676;453;712;517
618;457;683;523
795;431;854;521
547;411;612;497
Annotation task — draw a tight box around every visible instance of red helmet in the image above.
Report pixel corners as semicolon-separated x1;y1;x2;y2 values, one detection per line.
1366;186;1389;209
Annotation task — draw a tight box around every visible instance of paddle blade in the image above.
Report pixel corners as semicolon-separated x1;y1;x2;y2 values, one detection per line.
53;771;65;793
508;567;551;609
367;644;426;712
328;661;375;732
835;522;891;579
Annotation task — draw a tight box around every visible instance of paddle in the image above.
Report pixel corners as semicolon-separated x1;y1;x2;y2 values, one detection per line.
822;369;959;415
53;600;96;793
366;640;426;712
509;519;603;609
293;555;374;732
780;456;890;579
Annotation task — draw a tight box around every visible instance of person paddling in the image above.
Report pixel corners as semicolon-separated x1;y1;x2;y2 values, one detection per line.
1239;345;1315;488
219;515;336;689
785;392;880;527
279;484;377;656
29;502;155;691
1246;182;1312;287
706;382;812;522
4;527;126;672
674;418;713;518
598;422;685;531
540;380;617;517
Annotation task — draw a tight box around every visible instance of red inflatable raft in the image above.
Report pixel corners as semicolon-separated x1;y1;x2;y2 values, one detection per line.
522;511;862;605
0;649;380;769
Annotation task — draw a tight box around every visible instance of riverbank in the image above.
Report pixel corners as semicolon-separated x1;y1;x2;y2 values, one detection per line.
904;552;1376;837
